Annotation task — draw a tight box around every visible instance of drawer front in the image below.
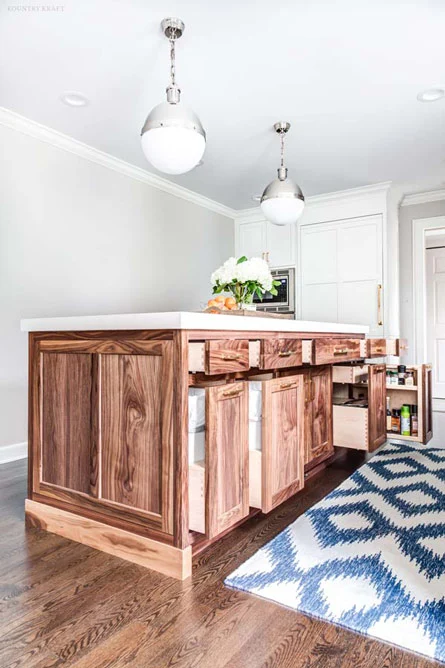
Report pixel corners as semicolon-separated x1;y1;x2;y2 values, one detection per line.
367;338;387;357
313;338;362;365
205;339;250;375
260;338;302;369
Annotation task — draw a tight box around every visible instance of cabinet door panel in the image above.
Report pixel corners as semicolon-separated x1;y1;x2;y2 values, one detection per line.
262;376;304;512
206;383;249;537
101;343;174;534
368;364;387;452
302;284;338;323
306;366;333;465
40;352;97;496
422;364;433;443
266;222;295;267
237;221;265;259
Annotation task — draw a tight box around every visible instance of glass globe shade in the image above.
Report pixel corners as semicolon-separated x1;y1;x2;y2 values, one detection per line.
260;196;305;225
141;101;206;175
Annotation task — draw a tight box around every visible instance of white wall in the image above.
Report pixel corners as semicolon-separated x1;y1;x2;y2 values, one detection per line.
0;123;234;451
399;199;445;364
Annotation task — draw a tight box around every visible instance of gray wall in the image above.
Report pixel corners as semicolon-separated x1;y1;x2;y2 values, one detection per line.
0;123;234;450
399;199;445;364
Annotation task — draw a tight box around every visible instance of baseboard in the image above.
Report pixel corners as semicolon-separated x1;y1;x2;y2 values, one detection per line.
0;442;28;464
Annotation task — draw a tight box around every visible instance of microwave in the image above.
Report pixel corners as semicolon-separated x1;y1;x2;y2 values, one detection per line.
253;268;295;314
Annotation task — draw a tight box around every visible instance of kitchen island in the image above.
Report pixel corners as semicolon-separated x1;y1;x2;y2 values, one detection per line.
22;312;411;580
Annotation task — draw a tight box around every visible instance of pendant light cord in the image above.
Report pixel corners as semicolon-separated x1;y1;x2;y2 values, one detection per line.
170;30;177;87
280;130;285;169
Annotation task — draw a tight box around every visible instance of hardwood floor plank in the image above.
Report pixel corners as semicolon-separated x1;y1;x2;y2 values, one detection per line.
0;457;440;668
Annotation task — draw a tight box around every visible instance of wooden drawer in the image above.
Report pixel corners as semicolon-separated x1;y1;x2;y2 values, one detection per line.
333;364;368;384
205;339;250;375
386;338;408;357
312;338;362;365
333;405;368;450
367;338;387;357
260;338;302;369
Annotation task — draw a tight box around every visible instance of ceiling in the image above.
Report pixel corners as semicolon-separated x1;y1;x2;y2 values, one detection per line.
1;0;445;209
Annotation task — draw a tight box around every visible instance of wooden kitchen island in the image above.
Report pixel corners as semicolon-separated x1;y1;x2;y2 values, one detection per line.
21;312;427;580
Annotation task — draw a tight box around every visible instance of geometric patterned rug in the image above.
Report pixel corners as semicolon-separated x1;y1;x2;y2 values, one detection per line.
225;443;445;663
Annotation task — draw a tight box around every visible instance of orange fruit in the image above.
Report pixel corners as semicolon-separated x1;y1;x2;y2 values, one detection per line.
207;299;220;308
225;296;237;309
214;295;225;303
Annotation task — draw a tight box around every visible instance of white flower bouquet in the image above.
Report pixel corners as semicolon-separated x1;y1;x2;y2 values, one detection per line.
210;256;280;308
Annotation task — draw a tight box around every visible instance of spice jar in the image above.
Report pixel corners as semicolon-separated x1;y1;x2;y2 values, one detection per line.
398;365;406;385
391;409;401;434
411;405;418;437
401;405;411;436
405;371;414;386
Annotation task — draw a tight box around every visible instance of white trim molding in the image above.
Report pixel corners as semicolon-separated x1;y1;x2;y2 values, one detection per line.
412;215;445;364
0;107;236;220
0;442;27;465
401;189;445;207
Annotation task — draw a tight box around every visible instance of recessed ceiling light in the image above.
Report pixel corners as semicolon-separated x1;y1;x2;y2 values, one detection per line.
60;91;89;107
417;88;445;103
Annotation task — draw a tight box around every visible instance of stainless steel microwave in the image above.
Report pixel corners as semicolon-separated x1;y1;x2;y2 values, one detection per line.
253;268;295;314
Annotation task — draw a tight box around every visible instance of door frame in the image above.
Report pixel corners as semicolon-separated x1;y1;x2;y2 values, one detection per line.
412;216;445;366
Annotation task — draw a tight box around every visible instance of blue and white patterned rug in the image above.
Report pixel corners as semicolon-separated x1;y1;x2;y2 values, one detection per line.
225;443;445;662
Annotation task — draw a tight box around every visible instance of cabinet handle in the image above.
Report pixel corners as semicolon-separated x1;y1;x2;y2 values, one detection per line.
221;353;241;361
333;348;349;356
222;388;242;397
377;284;383;326
280;381;296;389
278;351;292;357
375;347;384;353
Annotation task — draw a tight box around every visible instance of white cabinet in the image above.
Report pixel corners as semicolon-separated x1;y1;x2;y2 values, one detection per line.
235;219;295;268
237;221;265;260
300;214;384;336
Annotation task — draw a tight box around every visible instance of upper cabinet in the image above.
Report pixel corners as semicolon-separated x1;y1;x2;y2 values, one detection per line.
300;214;384;336
235;218;295;268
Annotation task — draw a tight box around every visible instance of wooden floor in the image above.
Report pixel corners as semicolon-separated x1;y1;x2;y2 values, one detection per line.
0;455;440;668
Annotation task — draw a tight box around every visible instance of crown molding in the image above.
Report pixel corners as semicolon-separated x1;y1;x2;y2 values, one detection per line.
0;107;236;220
401;189;445;207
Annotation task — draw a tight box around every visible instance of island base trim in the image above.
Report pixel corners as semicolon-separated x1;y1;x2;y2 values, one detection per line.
25;499;192;581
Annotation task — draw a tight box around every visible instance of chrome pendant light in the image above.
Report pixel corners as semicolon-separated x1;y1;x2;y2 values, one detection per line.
141;18;206;175
260;122;304;225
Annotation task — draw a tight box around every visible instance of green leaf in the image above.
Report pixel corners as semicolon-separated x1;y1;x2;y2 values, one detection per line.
272;280;281;287
255;287;263;299
269;288;278;296
237;256;248;264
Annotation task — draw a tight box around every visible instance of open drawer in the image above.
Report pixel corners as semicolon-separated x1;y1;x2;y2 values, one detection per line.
333;364;387;452
248;375;305;513
189;382;249;537
311;338;363;365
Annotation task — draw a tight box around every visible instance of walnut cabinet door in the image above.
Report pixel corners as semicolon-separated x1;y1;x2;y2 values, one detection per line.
205;382;249;538
261;375;305;513
36;341;175;536
304;366;334;468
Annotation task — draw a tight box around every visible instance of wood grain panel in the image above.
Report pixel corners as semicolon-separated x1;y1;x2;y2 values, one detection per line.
260;338;302;369
262;376;304;513
173;330;190;548
368;364;387;452
305;366;334;466
40;340;165;355
25;500;191;580
313;338;362;365
101;343;174;534
206;382;249;537
205;339;250;375
40;352;96;496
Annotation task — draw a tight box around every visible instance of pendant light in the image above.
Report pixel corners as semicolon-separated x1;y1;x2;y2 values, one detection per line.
141;18;206;175
260;122;304;225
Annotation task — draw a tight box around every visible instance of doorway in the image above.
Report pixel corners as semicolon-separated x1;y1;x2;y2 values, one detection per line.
426;230;445;399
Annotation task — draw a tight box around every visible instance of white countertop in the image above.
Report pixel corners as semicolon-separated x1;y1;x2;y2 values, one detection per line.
21;311;369;334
